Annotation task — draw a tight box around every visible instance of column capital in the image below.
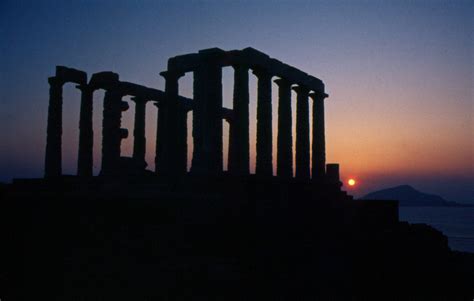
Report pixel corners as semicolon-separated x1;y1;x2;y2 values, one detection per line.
292;85;310;94
221;108;234;123
75;84;93;93
160;70;185;80
103;82;121;94
252;67;272;79
309;91;329;100
48;76;64;87
131;95;148;103
120;101;129;112
232;64;249;71
274;78;292;87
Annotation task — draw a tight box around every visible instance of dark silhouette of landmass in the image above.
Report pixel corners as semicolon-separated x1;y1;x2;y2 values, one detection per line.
363;185;473;207
2;177;474;300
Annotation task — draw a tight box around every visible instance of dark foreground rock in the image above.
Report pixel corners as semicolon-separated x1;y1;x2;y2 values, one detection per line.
1;177;473;300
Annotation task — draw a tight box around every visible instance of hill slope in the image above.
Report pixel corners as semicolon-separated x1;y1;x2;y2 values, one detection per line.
362;185;468;207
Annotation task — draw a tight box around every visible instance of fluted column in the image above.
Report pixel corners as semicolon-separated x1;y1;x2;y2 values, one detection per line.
191;61;223;176
132;96;147;164
44;77;64;178
159;71;186;175
294;85;310;180
253;68;273;176
275;78;293;178
101;88;128;175
227;116;236;173
176;103;188;174
310;91;328;181
228;65;249;175
77;84;94;177
154;102;163;173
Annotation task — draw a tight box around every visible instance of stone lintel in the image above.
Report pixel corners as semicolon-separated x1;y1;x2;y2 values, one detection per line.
309;91;329;100
221;50;242;66
89;72;119;90
168;53;202;73
292;85;310;94
252;67;272;79
241;47;270;62
274;77;292;87
119;82;150;98
166;48;325;94
198;47;226;55
152;93;193;111
56;66;87;85
307;76;325;91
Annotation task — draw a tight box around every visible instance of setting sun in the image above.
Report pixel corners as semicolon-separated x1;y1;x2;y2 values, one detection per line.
348;179;356;186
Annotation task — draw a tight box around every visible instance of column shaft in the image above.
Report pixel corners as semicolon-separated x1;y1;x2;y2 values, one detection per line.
191;61;223;175
101;89;128;175
160;71;186;175
254;68;273;176
275;78;292;178
132;97;147;164
227;117;236;173
154;102;164;173
176;104;188;174
294;86;310;180
77;85;94;177
228;65;249;175
310;92;327;181
44;77;63;177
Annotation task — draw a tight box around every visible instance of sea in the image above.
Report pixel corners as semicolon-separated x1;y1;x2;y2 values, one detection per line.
399;206;474;253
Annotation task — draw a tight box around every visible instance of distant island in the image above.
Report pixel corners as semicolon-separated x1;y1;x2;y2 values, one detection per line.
362;185;472;207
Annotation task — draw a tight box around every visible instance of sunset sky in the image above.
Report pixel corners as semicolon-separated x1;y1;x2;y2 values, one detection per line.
1;0;472;202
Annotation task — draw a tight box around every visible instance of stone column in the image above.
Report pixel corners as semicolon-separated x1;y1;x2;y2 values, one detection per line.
275;78;293;178
253;68;273;176
228;65;249;175
191;61;223;176
154;102;163;174
101;89;128;175
227;115;236;173
76;84;94;177
176;103;188;174
159;71;186;175
132;96;147;165
310;91;328;181
294;85;310;180
44;77;63;178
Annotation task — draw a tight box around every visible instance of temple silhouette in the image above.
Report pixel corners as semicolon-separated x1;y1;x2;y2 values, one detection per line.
1;48;473;300
44;47;329;181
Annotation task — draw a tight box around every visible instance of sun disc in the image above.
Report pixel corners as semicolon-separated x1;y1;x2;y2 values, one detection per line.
348;179;356;186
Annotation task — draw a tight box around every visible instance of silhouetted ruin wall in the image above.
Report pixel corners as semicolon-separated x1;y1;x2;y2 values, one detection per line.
44;48;329;180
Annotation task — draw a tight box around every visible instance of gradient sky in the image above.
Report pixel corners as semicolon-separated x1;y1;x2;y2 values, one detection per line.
1;0;472;202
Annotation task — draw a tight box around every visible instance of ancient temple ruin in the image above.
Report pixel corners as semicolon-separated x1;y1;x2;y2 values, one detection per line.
8;47;468;301
44;47;334;182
